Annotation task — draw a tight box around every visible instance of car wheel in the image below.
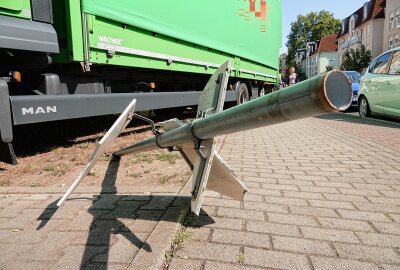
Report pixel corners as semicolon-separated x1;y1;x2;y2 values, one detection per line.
358;96;371;118
236;83;249;105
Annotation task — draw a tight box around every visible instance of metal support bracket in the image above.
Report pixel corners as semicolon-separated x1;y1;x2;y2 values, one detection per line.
0;80;16;164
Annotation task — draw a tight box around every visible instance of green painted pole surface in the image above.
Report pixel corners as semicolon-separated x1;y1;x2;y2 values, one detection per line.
114;70;352;157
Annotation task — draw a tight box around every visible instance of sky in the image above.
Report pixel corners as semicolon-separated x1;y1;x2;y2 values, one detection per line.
281;0;367;53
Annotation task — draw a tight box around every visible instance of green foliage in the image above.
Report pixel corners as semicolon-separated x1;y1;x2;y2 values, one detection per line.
340;45;372;72
286;11;341;65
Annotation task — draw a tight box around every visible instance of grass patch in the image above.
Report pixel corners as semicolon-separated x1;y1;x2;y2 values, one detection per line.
131;153;154;164
30;182;43;187
43;164;70;177
159;173;178;184
384;212;396;222
155;152;181;164
128;172;142;178
0;180;11;187
78;142;90;149
88;168;98;177
164;214;193;267
17;164;36;174
237;252;245;264
100;154;112;162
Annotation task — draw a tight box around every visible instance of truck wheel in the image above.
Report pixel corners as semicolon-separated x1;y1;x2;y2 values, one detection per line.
237;83;249;105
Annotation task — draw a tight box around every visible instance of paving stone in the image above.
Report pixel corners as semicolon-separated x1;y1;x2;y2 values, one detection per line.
299;186;339;194
204;261;260;270
187;227;211;242
334;243;400;264
272;235;335;256
300;226;360;243
310;256;380;270
2;260;49;270
382;264;400;270
50;245;107;269
177;241;239;263
247;188;281;196
337;209;393;222
308;199;356;210
217;207;264;221
263;196;308;206
244;247;311;269
323;193;369;203
318;217;375;232
339;188;382;196
140;196;175;210
314;181;353;188
203;197;241;208
353;202;400;213
92;232;149;264
169;258;203;270
191;216;243;230
261;183;299;191
243;202;288;213
356;232;400;247
372;221;400;235
212;228;270;249
289;206;339;218
267;213;319;227
243;194;263;202
283;191;324;200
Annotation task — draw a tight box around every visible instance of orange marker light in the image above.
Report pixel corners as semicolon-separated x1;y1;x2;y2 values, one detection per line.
150;82;155;89
12;71;21;83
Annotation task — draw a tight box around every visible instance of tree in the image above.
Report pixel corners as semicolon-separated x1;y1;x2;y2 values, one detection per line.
285;11;341;69
341;45;372;72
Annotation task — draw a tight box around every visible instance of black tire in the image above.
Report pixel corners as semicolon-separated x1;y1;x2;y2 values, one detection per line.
236;83;249;105
358;96;371;118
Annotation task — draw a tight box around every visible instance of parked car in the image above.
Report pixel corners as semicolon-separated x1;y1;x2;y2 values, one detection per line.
344;71;361;108
358;47;400;119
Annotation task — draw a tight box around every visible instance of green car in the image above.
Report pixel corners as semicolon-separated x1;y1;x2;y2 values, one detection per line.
358;48;400;119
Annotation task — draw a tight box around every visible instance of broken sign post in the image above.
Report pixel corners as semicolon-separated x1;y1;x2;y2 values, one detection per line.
113;63;352;214
59;60;352;215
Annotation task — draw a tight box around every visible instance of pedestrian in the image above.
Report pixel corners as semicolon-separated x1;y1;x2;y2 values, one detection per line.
288;67;299;86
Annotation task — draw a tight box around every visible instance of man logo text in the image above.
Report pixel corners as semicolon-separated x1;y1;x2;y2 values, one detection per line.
22;106;57;115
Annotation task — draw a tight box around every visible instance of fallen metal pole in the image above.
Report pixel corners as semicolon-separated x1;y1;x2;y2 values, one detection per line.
114;70;352;157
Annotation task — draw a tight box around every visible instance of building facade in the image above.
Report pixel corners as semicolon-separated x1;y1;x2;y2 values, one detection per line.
296;34;339;79
384;0;400;50
337;0;386;65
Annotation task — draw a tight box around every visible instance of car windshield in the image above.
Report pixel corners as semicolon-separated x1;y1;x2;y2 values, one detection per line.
344;72;361;83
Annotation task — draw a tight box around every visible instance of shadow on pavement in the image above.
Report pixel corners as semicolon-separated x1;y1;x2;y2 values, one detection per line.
36;157;214;269
316;113;400;128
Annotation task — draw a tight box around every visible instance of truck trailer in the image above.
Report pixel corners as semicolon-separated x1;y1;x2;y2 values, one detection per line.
0;0;282;163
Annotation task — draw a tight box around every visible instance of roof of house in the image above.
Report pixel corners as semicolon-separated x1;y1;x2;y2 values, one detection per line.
337;0;385;38
317;33;339;53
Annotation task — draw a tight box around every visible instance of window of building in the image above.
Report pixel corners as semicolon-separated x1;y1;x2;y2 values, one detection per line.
389;11;395;30
389;50;400;75
372;52;392;74
396;8;400;29
341;18;348;34
395;34;399;47
389;36;394;50
363;2;370;21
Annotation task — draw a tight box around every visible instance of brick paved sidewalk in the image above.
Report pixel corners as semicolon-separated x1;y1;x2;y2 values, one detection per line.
0;157;192;270
169;113;400;270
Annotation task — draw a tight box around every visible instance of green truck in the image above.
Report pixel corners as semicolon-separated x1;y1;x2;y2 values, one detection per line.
0;0;282;163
